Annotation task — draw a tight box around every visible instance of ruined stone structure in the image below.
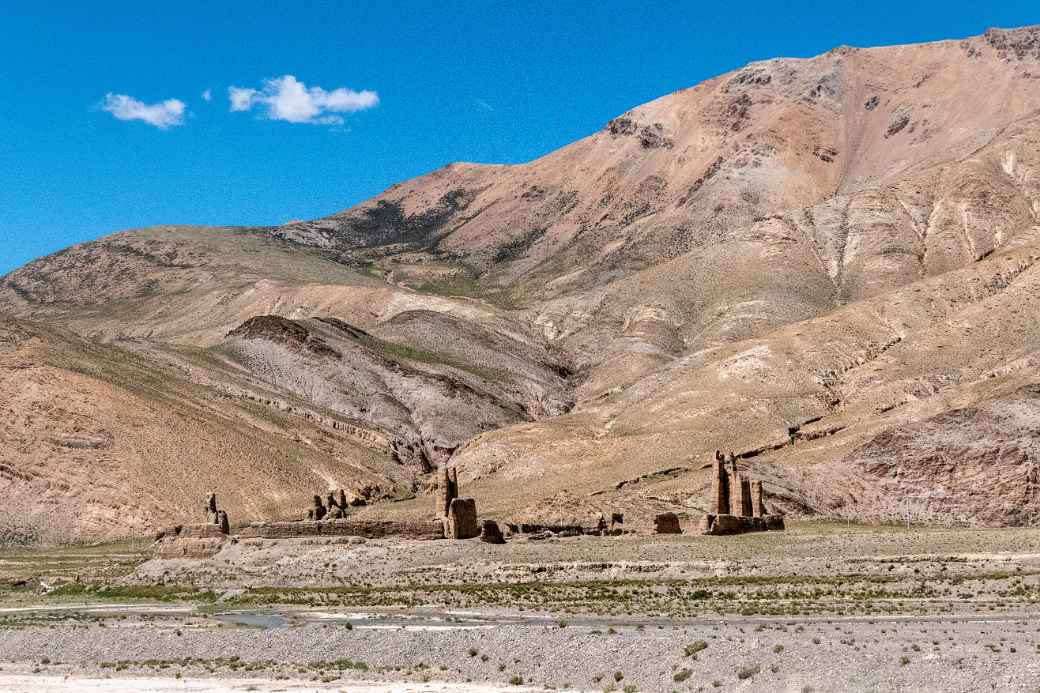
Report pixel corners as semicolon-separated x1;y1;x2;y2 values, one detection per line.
710;452;729;514
446;497;480;539
504;521;586;535
431;465;484;540
156;468;494;559
725;452;753;517
299;484;388;521
480;519;505;544
153;493;231;558
699;454;785;536
751;480;766;518
654;512;682;534
436;465;459;518
238;519;446;540
154;491;451;558
204;494;229;534
739;477;753;517
307;495;327;521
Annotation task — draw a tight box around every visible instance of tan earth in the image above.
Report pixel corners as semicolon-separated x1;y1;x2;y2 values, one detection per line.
3;26;1040;541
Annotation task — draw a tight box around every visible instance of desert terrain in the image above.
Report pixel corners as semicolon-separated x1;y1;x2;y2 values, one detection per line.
4;24;1040;693
5;522;1040;691
3;27;1040;540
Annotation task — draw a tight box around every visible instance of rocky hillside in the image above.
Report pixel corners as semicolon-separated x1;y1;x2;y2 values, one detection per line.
3;26;1040;540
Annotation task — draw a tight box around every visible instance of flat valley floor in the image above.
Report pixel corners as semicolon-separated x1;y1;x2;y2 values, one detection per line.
3;522;1040;692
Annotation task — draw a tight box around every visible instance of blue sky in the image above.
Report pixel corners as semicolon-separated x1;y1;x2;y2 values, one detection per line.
2;1;1038;275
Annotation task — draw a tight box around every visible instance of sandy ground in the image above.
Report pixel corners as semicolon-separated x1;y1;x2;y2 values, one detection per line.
0;671;553;692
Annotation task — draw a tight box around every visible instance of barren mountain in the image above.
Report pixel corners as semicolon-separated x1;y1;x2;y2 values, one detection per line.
3;26;1040;541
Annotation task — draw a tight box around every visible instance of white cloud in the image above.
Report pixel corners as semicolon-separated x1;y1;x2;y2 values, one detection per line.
101;93;186;129
227;75;378;125
201;89;212;102
228;86;257;112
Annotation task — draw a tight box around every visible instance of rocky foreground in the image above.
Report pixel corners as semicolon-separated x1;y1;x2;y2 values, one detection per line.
4;523;1040;690
3;609;1039;692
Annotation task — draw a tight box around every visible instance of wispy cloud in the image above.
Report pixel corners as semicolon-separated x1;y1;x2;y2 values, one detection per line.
201;89;212;102
228;75;378;125
101;93;186;129
473;97;494;113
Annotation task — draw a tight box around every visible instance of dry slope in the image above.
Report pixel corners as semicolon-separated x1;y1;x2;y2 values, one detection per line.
3;26;1040;539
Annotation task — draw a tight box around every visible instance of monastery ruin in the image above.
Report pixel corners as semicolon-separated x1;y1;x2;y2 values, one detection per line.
152;452;784;557
696;450;785;535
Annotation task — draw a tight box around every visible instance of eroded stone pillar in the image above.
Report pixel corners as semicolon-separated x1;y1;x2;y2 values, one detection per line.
726;454;743;517
436;466;453;518
751;480;766;518
739;477;753;517
710;456;730;515
312;495;326;521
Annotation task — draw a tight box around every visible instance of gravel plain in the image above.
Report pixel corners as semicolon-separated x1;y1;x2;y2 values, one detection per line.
4;607;1040;691
5;523;1040;691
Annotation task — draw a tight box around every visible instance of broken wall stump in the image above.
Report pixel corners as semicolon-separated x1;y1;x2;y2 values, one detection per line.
446;497;479;539
654;512;682;534
480;519;505;544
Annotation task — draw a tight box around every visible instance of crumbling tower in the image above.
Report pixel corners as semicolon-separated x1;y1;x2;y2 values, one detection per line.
739;477;753;517
710;451;730;514
205;493;218;524
203;494;229;535
436;465;459;518
699;454;784;535
751;480;766;518
726;453;744;516
308;495;327;521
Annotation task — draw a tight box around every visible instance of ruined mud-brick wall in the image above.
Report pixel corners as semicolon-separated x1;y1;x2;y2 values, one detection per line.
174;523;227;539
238;519;446;540
699;513;785;535
153;523;228;558
154;537;226;559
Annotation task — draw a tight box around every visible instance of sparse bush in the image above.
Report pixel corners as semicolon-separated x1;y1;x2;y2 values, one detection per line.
685;640;708;656
737;663;761;680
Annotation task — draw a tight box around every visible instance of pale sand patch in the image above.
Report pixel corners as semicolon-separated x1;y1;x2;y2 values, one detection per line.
0;674;558;693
